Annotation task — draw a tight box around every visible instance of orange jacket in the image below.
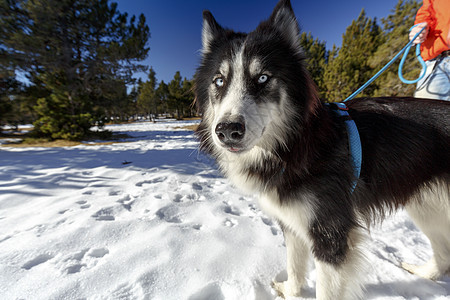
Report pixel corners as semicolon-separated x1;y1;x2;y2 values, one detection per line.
414;0;450;61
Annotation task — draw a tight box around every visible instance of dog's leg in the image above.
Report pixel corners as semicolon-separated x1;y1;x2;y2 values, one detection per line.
272;229;309;298
403;180;450;280
313;228;366;300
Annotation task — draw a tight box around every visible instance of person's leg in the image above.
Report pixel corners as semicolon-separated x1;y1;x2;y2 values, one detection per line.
415;57;450;100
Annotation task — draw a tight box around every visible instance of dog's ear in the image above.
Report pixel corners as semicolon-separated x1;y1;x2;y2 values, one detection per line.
268;0;300;50
202;10;224;54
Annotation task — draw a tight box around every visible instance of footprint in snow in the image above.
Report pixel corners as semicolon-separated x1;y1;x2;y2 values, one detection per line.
87;247;109;258
135;176;167;187
224;218;238;227
70;249;89;261
76;200;91;209
248;203;262;216
65;263;87;274
22;253;54;270
192;224;203;230
0;235;12;243
172;193;198;203
173;194;183;203
223;204;241;216
61;247;109;274
261;216;281;236
117;194;134;211
156;206;182;223
192;182;203;190
26;218;66;237
109;190;122;196
91;207;115;221
270;226;280;236
261;216;273;226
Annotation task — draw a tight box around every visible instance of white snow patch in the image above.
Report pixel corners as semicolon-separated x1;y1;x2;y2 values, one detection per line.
0;120;448;299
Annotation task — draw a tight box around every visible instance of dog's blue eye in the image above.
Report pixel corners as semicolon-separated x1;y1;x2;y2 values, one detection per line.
215;78;224;87
258;74;269;84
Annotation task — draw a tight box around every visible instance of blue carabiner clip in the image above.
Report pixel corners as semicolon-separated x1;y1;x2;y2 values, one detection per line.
398;25;427;84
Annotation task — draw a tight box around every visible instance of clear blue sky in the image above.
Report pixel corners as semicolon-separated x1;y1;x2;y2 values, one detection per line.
115;0;421;84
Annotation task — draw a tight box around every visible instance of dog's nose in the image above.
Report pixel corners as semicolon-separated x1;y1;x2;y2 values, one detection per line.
215;122;245;144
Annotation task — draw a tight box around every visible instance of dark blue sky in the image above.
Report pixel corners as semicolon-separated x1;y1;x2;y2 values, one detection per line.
115;0;421;84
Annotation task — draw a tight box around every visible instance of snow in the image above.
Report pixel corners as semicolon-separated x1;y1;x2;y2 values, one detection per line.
0;120;449;300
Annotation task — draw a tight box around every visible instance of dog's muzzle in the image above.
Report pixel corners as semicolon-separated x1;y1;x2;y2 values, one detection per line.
215;120;246;152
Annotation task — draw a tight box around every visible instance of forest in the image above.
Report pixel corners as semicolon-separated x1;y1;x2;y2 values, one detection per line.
0;0;421;140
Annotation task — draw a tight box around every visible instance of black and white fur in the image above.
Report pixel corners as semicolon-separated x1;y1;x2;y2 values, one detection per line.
194;0;450;298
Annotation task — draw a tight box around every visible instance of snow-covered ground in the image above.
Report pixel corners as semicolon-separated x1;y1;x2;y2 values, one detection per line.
0;120;449;300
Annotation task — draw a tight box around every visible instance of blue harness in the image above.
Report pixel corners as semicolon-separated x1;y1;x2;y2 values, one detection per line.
331;25;428;192
328;102;362;192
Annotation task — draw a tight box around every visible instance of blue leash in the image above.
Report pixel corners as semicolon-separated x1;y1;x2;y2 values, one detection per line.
343;25;427;102
336;25;427;192
398;34;427;84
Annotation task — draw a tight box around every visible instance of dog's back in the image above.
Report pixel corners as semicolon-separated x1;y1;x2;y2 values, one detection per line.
349;97;450;134
346;97;449;218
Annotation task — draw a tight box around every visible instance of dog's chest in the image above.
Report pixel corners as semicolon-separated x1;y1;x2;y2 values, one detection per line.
257;191;313;238
226;166;313;239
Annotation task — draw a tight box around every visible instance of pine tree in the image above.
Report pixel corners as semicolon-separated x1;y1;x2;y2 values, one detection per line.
0;72;18;125
168;71;183;118
369;0;421;97
137;67;158;120
156;81;169;116
0;2;20;126
1;0;150;140
104;79;129;123
181;78;195;117
127;85;139;119
323;10;383;102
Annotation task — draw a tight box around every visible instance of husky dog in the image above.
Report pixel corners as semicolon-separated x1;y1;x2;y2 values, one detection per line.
194;0;450;298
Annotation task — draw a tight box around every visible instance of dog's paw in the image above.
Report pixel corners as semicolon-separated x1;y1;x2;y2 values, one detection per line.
401;261;440;281
271;280;286;297
271;280;301;299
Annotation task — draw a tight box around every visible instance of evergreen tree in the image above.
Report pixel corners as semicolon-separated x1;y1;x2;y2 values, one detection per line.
166;72;195;118
156;80;169;116
0;6;20;126
323;10;382;102
137;67;158;120
0;72;18;125
369;0;421;97
168;71;183;118
127;85;139;120
299;32;328;99
181;78;195;117
104;79;129;123
1;0;150;139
